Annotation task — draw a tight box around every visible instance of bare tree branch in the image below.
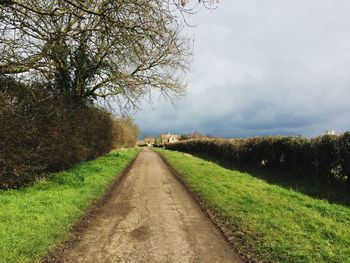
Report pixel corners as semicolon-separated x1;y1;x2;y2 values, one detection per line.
0;0;211;108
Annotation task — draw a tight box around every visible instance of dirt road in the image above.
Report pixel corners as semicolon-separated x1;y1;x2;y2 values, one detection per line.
56;148;242;263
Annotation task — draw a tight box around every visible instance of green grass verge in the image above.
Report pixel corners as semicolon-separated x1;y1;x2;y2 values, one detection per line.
155;148;350;263
0;148;139;263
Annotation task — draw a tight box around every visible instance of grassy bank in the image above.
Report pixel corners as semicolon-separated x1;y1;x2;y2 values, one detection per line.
155;148;350;263
0;148;139;263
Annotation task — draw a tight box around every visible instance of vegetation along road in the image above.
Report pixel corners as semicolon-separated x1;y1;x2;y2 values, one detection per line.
155;148;350;263
53;148;241;263
0;149;139;263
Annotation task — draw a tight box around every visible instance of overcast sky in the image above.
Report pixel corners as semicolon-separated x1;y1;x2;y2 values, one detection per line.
134;0;350;138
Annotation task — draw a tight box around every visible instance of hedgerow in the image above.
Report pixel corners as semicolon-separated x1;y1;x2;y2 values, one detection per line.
165;134;350;188
0;77;138;188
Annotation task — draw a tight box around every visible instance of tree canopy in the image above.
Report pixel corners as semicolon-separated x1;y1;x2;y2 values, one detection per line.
0;0;203;104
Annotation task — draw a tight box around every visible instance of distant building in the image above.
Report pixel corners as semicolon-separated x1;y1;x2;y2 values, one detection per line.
326;130;336;135
158;132;180;144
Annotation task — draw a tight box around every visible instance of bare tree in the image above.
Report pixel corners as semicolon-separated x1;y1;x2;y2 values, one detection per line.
0;0;198;105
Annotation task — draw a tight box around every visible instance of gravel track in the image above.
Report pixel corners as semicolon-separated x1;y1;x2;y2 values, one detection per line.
55;148;242;263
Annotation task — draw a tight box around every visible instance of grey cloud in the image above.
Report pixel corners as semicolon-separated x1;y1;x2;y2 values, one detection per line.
134;0;350;138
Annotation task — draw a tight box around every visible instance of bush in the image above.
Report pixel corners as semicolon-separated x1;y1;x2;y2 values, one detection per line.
112;117;139;148
0;78;138;188
165;134;350;188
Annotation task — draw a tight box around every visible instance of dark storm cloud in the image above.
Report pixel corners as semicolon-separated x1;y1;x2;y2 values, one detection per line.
135;0;350;138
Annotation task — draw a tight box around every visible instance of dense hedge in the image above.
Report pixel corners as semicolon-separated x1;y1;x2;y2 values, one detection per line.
165;135;350;187
0;78;138;188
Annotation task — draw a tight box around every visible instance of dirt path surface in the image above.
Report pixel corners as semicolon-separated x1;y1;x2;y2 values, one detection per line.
57;148;242;263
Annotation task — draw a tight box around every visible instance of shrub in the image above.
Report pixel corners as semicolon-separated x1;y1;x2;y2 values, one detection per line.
165;134;350;188
0;78;138;188
112;117;139;148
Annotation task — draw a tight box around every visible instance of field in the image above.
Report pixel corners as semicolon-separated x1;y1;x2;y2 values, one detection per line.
155;148;350;263
0;149;139;263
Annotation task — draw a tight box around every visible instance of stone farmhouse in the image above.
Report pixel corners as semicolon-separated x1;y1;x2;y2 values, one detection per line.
157;133;180;144
142;132;179;146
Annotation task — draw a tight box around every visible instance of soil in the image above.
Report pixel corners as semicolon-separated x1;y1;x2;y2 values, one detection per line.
48;148;242;263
